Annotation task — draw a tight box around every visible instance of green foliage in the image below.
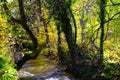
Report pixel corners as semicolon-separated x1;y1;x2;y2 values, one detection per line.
0;57;18;80
0;17;18;80
0;57;6;68
0;67;18;80
93;62;120;80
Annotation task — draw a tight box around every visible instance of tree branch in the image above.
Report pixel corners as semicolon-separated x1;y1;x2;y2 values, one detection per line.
2;0;40;70
107;0;120;6
110;0;120;6
105;11;120;23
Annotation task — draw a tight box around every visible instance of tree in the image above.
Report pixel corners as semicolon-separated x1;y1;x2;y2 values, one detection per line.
99;0;106;64
47;0;77;63
2;0;40;70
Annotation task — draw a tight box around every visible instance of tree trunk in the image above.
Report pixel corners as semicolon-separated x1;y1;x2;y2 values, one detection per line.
51;0;76;63
99;0;106;64
15;0;39;70
56;23;64;64
70;9;77;44
2;0;40;70
60;12;76;63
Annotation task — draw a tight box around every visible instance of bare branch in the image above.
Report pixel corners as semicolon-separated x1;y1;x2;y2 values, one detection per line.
105;11;120;23
110;0;120;5
107;0;120;6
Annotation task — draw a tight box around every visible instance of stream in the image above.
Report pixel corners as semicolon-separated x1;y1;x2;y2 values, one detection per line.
18;56;75;80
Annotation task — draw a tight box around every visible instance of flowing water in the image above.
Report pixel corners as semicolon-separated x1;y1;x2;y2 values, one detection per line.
18;56;75;80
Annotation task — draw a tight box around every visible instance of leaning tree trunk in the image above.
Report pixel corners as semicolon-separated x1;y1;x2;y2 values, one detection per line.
15;0;40;70
2;0;40;70
18;0;38;51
